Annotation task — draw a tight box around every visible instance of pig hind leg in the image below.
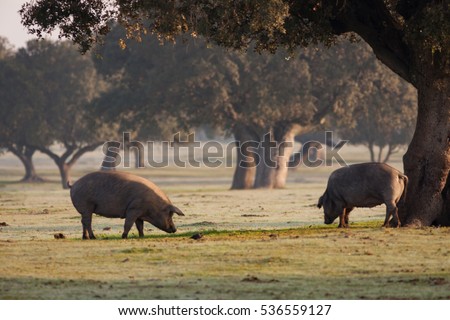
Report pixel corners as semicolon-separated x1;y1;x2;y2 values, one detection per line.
80;211;96;239
383;201;400;228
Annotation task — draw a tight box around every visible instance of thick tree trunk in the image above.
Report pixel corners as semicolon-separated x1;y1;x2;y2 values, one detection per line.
231;151;256;189
253;129;277;189
230;124;258;189
253;152;276;188
9;146;44;182
434;172;450;226
273;127;298;189
400;73;450;226
253;123;303;189
20;153;43;182
441;171;450;225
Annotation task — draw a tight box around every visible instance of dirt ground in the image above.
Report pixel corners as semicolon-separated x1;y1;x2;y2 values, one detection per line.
0;145;449;299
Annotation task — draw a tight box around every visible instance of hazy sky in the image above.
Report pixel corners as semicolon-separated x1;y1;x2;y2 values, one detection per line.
0;0;58;49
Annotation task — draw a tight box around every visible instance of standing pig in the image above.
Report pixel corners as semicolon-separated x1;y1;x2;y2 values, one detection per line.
317;163;408;228
69;171;184;239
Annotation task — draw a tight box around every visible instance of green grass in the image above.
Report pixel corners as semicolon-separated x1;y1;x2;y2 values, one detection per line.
1;225;450;299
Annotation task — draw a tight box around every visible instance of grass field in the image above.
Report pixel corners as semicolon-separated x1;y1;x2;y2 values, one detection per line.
0;146;449;299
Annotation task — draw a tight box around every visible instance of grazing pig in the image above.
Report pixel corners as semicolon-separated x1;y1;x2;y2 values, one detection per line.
317;163;408;228
69;171;184;239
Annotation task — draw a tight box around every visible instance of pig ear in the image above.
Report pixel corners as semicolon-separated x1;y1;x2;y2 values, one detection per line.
317;195;323;209
169;205;185;216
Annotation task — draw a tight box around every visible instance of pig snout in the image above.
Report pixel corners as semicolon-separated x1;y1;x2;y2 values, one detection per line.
324;215;334;224
168;226;177;233
163;220;177;233
164;225;177;233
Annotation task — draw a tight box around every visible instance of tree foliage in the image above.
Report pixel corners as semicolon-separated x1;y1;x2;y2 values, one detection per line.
0;37;47;181
331;47;417;163
0;39;114;187
20;1;450;84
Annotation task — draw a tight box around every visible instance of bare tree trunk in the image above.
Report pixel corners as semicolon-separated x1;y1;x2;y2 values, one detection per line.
253;152;276;188
35;143;102;189
377;145;384;163
8;145;44;182
253;129;277;189
20;150;43;182
273;125;301;189
367;142;375;162
57;161;72;190
400;71;450;226
230;124;257;190
382;144;394;163
253;123;304;189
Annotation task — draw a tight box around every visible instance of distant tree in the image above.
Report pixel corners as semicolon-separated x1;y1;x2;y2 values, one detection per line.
0;37;13;59
14;40;114;188
0;37;46;182
334;61;417;163
170;43;323;189
92;29;186;170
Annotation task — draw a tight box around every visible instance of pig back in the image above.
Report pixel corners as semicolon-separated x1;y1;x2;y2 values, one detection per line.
327;163;402;207
70;171;170;217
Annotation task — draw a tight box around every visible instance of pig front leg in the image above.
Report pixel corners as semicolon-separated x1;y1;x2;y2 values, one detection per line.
343;207;353;228
337;208;347;228
122;209;144;239
135;219;144;238
338;207;353;228
338;214;345;228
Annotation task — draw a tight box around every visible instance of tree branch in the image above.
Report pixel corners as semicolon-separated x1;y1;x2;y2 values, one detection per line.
328;0;412;84
29;145;60;164
7;144;26;163
66;142;103;167
60;145;76;163
311;86;341;125
224;104;241;122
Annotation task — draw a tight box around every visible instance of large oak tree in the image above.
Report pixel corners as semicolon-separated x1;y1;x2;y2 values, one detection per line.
21;0;450;226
